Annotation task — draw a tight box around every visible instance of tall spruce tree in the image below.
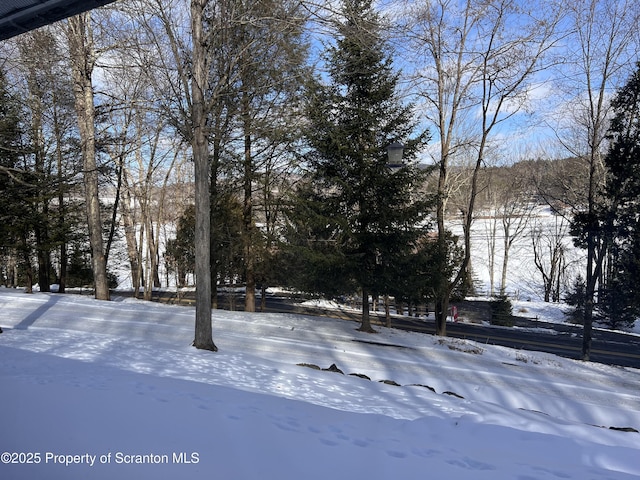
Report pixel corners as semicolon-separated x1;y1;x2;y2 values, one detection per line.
596;63;640;331
0;67;45;291
0;68;28;285
0;68;23;218
286;0;432;332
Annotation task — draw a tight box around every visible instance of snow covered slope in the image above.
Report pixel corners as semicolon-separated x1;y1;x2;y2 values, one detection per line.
1;288;639;479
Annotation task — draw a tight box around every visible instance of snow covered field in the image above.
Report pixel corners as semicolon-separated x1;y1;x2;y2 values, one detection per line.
448;207;584;301
1;288;640;479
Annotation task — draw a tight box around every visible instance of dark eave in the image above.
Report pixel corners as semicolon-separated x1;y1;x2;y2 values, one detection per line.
0;0;117;41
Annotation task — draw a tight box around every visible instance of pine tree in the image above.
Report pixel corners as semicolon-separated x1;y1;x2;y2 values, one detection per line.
596;273;637;331
0;67;36;290
165;205;196;288
595;62;640;331
285;0;432;332
0;68;23;223
219;0;309;312
565;275;586;324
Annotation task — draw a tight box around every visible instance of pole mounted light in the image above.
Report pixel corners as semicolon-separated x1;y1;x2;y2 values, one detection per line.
386;141;404;168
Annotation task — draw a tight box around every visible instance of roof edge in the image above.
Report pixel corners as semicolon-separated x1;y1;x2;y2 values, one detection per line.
0;0;118;41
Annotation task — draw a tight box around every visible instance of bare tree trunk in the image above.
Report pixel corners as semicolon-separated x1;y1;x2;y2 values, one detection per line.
583;207;606;359
104;161;122;266
191;0;217;351
66;13;109;301
143;212;154;301
54;105;67;293
210;144;220;310
486;209;498;297
21;234;34;294
28;76;52;293
120;183;141;297
435;153;450;336
148;226;160;288
500;237;510;296
358;288;374;333
242;93;256;313
559;0;639;360
384;294;390;327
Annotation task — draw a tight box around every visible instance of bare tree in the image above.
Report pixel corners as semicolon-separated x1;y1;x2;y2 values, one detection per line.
223;0;308;312
497;178;536;296
129;0;308;327
404;0;562;335
531;214;569;302
189;0;217;351
552;0;640;360
97;55;144;295
65;12;110;301
124;0;222;350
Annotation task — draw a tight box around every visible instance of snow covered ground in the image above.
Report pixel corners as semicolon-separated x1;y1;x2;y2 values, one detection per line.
448;206;584;301
1;288;640;480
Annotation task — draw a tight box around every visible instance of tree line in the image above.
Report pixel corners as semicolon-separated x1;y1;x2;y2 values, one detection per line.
1;0;639;358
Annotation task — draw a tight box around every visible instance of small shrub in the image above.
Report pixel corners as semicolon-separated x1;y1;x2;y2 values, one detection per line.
515;352;540;364
439;338;484;355
564;276;586;325
490;295;514;327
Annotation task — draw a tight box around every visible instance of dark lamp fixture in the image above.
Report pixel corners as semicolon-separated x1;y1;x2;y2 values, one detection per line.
386;142;404;167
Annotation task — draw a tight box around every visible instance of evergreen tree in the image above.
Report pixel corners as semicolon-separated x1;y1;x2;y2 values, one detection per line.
165;205;196;288
0;68;23;228
166;195;244;294
596;272;637;331
0;56;80;292
0;67;36;290
201;0;309;312
284;0;433;332
565;275;586;324
595;62;640;331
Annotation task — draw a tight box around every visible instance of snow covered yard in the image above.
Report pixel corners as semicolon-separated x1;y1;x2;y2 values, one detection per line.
1;288;640;479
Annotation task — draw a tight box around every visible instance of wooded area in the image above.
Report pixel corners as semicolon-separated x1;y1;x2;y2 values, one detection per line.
1;0;639;357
